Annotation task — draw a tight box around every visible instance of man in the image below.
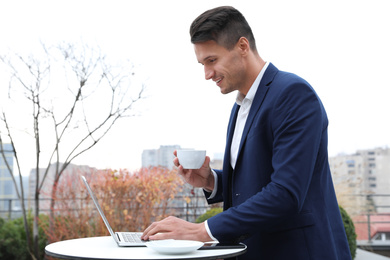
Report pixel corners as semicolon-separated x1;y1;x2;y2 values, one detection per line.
142;6;352;259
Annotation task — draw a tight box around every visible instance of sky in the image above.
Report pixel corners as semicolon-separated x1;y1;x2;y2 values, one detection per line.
1;0;389;173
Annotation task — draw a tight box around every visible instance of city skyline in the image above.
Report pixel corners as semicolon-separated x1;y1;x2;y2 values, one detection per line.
0;0;389;172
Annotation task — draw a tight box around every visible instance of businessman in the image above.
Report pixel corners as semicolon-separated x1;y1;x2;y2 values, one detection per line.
142;6;352;259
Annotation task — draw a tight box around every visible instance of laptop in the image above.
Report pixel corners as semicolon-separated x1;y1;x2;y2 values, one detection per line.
81;175;146;247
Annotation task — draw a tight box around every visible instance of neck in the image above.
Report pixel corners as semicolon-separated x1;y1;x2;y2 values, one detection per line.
240;55;266;96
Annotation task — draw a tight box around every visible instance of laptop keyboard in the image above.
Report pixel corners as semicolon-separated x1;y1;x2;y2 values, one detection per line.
123;233;143;243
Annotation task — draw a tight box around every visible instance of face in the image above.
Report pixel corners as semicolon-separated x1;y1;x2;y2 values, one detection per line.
194;40;247;95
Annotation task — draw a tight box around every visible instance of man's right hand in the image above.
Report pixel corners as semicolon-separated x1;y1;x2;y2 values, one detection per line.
173;150;214;191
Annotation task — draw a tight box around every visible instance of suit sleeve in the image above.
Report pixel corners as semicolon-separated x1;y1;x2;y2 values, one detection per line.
207;80;325;243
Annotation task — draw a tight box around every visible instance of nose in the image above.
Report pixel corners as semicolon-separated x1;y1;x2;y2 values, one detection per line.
204;66;214;81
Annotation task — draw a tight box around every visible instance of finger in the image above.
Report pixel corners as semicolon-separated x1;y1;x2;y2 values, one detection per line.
173;157;180;167
149;232;173;241
141;223;154;240
178;168;192;181
202;156;211;168
142;221;162;239
177;165;189;176
142;220;170;240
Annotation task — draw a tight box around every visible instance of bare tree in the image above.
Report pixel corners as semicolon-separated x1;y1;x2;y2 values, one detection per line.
0;42;145;260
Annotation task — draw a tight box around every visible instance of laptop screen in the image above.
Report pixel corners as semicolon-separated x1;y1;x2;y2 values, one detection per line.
81;176;118;242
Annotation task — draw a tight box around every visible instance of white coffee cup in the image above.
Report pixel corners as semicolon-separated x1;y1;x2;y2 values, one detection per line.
177;150;206;169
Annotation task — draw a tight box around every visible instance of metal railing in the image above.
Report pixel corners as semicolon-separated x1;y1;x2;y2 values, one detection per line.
0;196;216;222
354;214;390;242
343;194;390;242
3;195;390;244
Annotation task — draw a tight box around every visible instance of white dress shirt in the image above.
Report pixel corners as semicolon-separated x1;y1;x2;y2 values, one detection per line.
205;62;269;241
230;62;269;169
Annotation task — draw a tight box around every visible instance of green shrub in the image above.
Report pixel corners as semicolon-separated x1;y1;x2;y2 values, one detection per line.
0;213;47;260
339;205;357;259
196;207;223;223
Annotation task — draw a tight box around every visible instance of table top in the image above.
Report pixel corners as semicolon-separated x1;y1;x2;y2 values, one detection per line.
45;236;247;260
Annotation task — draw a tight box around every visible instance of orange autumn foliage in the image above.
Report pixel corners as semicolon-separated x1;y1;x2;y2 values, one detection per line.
40;167;184;244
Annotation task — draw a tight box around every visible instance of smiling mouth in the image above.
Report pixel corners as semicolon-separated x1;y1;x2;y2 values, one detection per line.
215;77;223;86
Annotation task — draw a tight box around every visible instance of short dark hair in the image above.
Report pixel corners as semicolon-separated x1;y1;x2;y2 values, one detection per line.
190;6;257;52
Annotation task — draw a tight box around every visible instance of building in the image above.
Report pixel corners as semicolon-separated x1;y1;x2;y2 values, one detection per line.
353;214;390;241
0;143;16;219
0;144;28;219
329;147;390;215
142;145;181;169
28;162;96;212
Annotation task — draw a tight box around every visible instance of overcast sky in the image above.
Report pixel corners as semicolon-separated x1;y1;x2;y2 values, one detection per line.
1;0;389;173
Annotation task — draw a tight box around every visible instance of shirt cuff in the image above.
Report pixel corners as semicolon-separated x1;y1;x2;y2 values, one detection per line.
204;169;218;199
204;220;218;242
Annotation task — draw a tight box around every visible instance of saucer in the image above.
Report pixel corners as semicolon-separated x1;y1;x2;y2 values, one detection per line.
145;240;204;254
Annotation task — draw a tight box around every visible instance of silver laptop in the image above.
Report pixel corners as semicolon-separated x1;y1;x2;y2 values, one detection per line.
81;176;146;247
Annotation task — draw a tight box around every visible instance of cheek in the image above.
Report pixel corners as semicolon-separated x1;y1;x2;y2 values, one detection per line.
227;64;244;82
226;55;244;76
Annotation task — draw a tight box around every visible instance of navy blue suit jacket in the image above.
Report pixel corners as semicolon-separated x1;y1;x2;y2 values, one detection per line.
205;63;351;259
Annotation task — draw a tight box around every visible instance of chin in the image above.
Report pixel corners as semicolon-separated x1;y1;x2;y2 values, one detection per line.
220;88;233;95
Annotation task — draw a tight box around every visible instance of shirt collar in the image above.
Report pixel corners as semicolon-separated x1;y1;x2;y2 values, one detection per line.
236;61;270;106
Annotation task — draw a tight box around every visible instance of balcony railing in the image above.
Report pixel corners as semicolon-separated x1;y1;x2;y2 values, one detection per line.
0;196;216;223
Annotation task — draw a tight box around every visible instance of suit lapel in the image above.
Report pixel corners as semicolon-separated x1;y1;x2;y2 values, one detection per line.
223;104;240;209
223;104;239;171
236;63;278;163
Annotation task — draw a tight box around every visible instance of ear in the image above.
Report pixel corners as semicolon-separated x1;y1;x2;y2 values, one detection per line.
236;37;251;55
